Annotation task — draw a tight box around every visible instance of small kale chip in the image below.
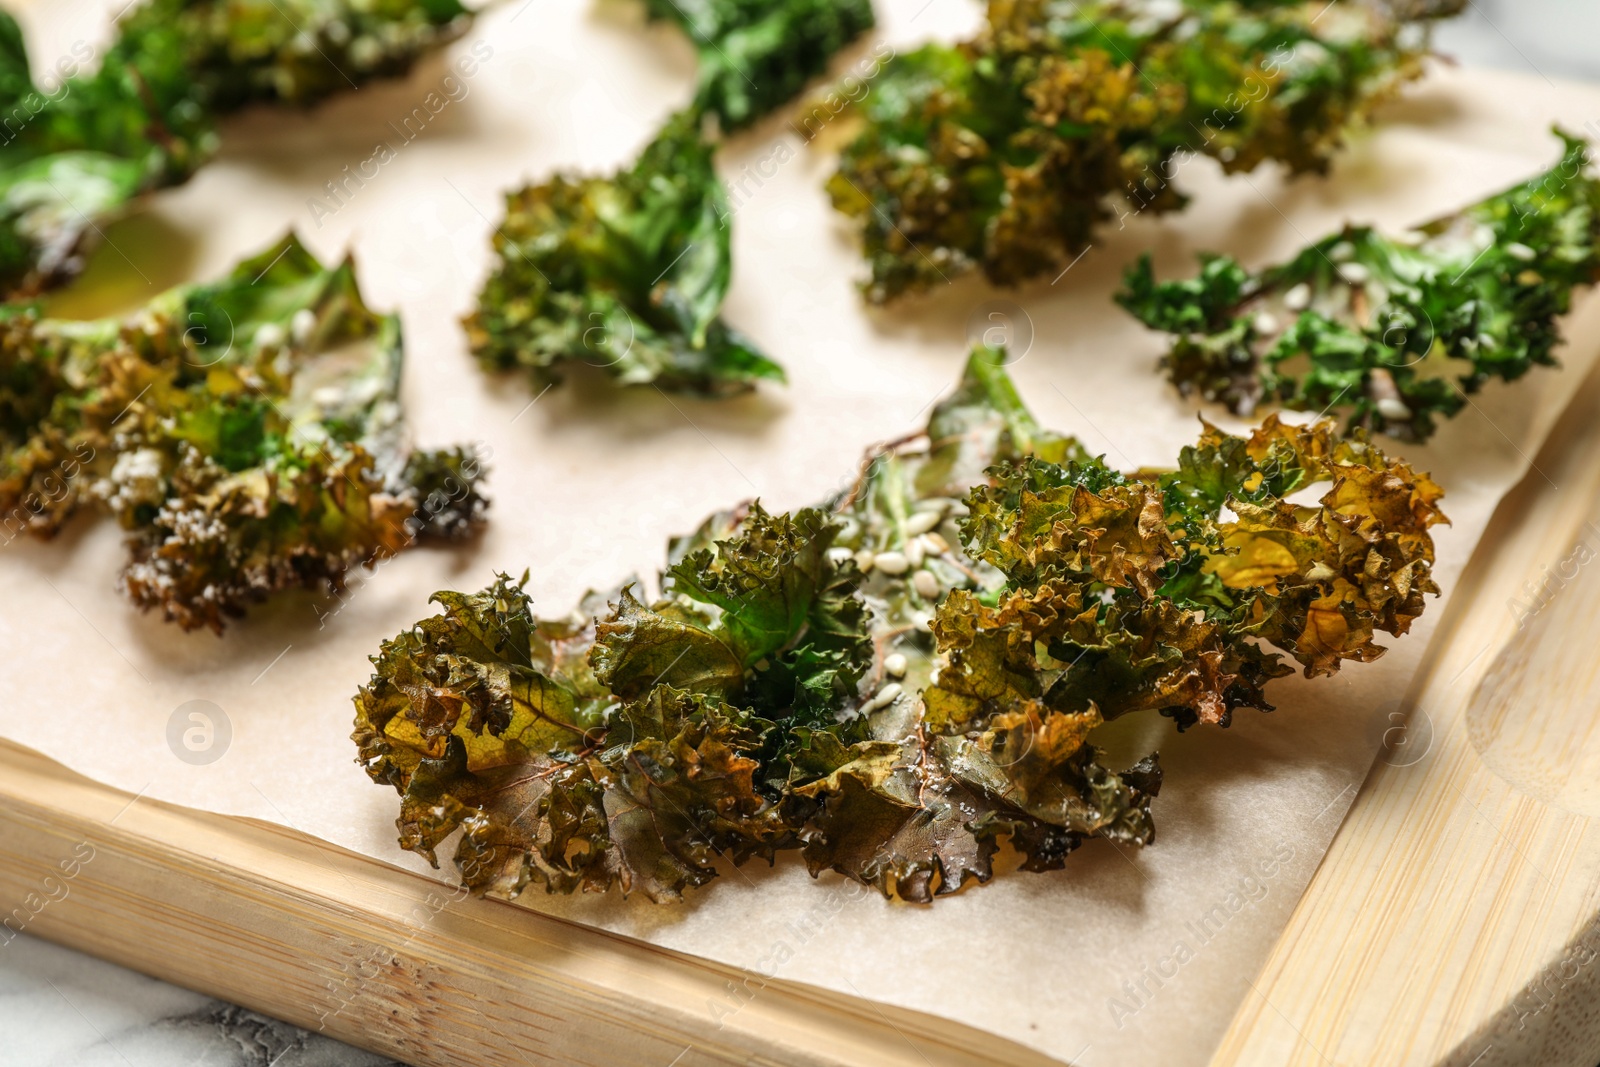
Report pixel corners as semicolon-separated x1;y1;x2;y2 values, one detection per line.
464;113;786;398
117;0;471;114
828;0;1464;303
646;0;876;130
354;348;1444;903
0;1;468;299
0;235;488;632
1120;130;1600;440
467;0;876;399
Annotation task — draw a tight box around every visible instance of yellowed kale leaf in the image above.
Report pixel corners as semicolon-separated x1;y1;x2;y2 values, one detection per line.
354;351;1442;906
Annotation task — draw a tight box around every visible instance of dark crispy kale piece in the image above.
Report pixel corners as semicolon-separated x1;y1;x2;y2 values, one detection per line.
0;1;467;299
645;0;876;130
934;406;1446;764
1120;130;1600;440
354;348;1444;904
355;505;868;901
0;235;487;632
828;0;1465;303
464;113;786;398
468;0;877;399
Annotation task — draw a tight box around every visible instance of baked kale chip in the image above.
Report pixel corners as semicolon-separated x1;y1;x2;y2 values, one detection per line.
468;0;878;399
0;235;488;632
117;0;472;114
1120;131;1600;440
827;0;1465;303
646;0;876;130
464;112;787;398
0;0;468;299
354;348;1445;904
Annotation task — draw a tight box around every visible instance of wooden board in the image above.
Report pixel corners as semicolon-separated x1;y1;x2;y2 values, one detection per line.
0;737;1059;1067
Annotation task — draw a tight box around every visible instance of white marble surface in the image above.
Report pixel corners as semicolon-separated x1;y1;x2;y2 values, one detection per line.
0;934;399;1067
3;3;1597;1067
1433;0;1600;87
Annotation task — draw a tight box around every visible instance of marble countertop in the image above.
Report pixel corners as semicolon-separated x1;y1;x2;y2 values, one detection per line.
5;2;1597;1066
1;934;399;1067
1437;0;1600;86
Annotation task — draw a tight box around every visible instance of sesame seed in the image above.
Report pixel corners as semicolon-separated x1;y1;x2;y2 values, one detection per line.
1337;262;1370;286
873;550;909;575
291;308;317;345
254;323;287;349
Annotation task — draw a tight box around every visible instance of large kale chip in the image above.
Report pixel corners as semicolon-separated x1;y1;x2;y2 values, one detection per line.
354;348;1445;903
828;0;1465;303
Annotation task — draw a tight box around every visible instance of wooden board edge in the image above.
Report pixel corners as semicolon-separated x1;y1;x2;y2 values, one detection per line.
0;737;1066;1067
1207;340;1600;1066
1443;912;1600;1067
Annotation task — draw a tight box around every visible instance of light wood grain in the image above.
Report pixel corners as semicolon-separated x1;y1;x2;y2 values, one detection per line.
1209;340;1600;1066
0;738;1063;1067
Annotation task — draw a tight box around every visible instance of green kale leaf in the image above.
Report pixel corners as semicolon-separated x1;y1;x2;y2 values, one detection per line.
117;0;471;114
355;348;1445;903
0;1;468;299
828;0;1464;303
466;0;879;399
1120;130;1600;440
0;234;488;631
646;0;876;130
464;112;786;398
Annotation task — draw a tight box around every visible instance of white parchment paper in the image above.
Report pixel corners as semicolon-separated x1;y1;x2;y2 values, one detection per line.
6;1;1600;1063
